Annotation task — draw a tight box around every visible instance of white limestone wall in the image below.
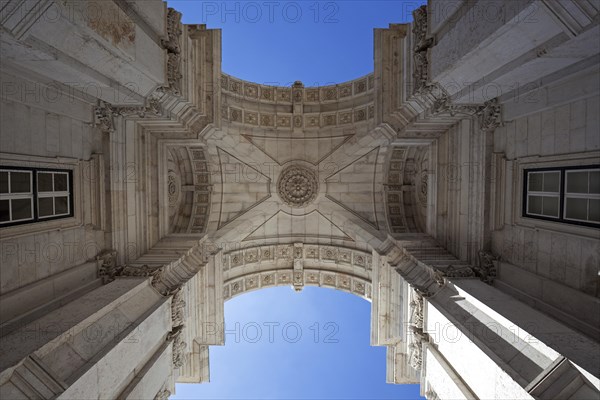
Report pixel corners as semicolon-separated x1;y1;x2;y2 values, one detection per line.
490;67;600;336
0;69;106;298
434;118;490;264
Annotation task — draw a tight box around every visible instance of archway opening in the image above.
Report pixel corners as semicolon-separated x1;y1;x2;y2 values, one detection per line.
172;286;422;399
167;0;425;84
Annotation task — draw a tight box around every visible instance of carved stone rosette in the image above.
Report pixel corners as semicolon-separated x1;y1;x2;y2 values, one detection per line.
277;165;319;208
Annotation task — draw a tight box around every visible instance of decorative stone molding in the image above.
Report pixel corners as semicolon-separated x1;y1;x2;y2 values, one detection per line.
163;8;183;95
154;388;171;400
94;101;114;132
167;171;180;207
167;325;187;368
112;91;164;117
96;250;117;283
412;5;433;94
441;265;475;278
277;165;319;208
98;262;164;284
430;87;484;117
425;388;440;400
409;289;424;330
479;98;502;132
475;250;498;285
408;325;429;371
293;243;304;292
170;288;186;328
94;91;164;132
386;146;429;234
163;8;182;54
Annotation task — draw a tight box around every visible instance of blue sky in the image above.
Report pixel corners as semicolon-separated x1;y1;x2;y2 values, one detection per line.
167;1;425;398
172;287;423;400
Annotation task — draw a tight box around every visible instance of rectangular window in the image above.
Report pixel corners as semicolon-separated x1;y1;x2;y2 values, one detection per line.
523;165;600;228
0;167;73;227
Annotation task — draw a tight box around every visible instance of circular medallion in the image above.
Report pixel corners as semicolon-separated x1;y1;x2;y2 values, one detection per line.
277;165;319;208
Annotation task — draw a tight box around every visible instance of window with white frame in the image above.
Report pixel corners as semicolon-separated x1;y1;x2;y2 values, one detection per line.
523;165;599;228
0;167;73;227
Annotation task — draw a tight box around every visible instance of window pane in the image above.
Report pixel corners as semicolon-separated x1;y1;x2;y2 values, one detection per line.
0;172;8;193
38;197;54;217
566;171;588;193
542;196;559;217
543;172;560;192
38;172;53;192
528;195;543;215
11;198;32;220
565;197;587;220
589;199;599;223
54;173;68;191
55;196;68;215
0;200;9;222
11;172;31;193
528;172;543;191
590;171;599;194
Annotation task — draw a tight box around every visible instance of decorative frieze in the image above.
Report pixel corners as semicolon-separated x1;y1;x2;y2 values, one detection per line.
170;288;186;328
407;281;430;371
167;325;187;368
412;5;434;94
479;98;502;132
162;8;183;95
94;91;164;132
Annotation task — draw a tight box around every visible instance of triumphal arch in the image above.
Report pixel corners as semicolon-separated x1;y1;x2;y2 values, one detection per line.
1;1;599;399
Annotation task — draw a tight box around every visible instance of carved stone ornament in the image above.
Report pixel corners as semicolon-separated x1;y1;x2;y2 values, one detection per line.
277;165;319;208
429;84;484;117
409;289;424;329
96;250;118;282
97;259;164;285
418;170;428;206
162;8;182;54
475;250;498;284
170;288;186;328
167;171;180;207
425;388;440;400
154;388;171;400
412;5;433;94
408;325;428;371
94;91;164;132
94;101;114;132
479;98;502;132
167;325;187;368
162;7;183;95
442;264;475;278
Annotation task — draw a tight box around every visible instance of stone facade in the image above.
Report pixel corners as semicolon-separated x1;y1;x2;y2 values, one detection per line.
0;1;599;399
